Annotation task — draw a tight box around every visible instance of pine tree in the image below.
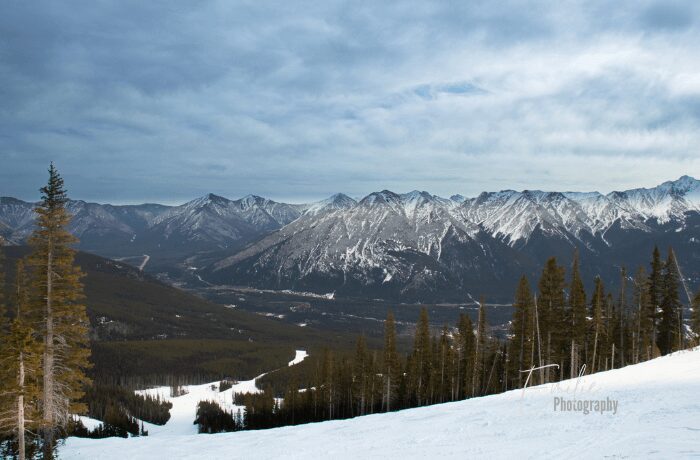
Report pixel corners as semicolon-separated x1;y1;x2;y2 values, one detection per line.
613;267;627;368
456;314;475;399
538;257;566;382
510;275;534;387
0;240;10;443
382;310;399;412
647;246;663;352
658;249;681;355
472;298;488;396
589;277;605;373
568;253;587;378
692;289;700;346
632;267;655;362
25;164;92;458
436;326;454;403
352;335;369;416
1;260;42;460
411;308;432;405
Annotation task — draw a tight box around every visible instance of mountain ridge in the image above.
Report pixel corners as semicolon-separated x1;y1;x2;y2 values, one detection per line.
2;176;699;302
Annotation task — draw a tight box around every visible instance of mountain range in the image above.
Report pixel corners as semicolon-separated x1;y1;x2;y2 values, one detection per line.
2;176;699;302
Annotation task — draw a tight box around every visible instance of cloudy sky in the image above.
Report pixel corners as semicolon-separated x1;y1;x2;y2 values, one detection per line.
2;1;700;204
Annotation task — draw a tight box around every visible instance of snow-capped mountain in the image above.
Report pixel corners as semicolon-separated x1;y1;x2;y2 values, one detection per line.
0;193;303;257
207;176;700;301
2;176;699;301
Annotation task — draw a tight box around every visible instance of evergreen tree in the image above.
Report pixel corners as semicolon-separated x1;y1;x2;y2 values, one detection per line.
613;267;628;368
658;249;681;355
647;246;663;351
25;164;92;458
436;326;454;403
509;275;534;387
589;277;605;373
0;260;42;460
568;253;587;378
411;308;432;405
352;335;369;416
633;267;655;362
456;314;475;399
472;298;488;396
692;289;700;346
537;257;566;382
382;310;399;412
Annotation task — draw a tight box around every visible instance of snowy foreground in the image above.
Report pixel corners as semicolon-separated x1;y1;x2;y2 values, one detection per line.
62;348;700;459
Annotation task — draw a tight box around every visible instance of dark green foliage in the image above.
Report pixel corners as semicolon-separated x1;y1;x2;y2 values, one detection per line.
83;385;172;426
568;253;587;378
382;310;400;411
658;249;682;355
509;276;534;387
219;380;234;392
194;401;240;434
537;257;566;382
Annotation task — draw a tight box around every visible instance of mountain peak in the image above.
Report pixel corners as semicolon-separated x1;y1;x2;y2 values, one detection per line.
667;175;699;192
187;193;230;207
304;193;357;216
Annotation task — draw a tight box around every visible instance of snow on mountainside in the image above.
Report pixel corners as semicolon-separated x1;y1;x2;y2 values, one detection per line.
61;347;700;459
206;176;700;301
2;176;699;301
2;176;697;249
205;188;506;300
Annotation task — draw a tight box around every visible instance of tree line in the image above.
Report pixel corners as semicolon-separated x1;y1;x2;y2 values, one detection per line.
197;247;700;433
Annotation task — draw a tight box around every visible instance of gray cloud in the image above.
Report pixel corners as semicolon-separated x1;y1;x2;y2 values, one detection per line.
1;0;700;204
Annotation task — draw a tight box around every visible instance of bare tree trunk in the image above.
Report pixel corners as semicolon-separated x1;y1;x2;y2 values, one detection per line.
43;242;55;460
611;343;615;369
18;351;26;460
534;295;544;384
592;325;599;374
546;332;551;383
385;375;391;412
570;340;576;379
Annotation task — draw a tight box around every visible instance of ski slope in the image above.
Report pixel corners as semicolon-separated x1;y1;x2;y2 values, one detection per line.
61;348;700;459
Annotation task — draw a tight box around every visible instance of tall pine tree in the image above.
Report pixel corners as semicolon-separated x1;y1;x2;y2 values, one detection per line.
509;276;534;387
568;253;587;378
589;277;606;373
472;298;488;396
632;267;655;362
25;164;91;458
647;246;663;352
692;289;700;346
658;249;681;355
0;261;42;460
411;308;432;405
382;310;399;412
538;257;566;382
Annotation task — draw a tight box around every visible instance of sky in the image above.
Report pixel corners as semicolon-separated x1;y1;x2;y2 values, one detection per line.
1;1;700;205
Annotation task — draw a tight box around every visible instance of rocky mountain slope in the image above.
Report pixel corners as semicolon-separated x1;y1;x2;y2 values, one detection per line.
2;176;699;302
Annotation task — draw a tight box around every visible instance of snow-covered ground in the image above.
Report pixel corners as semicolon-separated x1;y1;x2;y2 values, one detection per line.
288;350;308;366
62;347;700;459
69;350;308;439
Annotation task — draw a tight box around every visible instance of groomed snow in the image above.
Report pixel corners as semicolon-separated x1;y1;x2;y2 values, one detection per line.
61;347;700;459
288;350;308;366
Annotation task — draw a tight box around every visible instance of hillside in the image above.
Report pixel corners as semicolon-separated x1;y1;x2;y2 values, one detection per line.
60;347;700;458
0;247;360;386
